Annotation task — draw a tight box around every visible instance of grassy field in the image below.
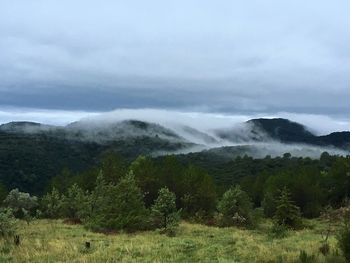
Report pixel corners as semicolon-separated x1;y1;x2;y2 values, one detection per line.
0;219;345;263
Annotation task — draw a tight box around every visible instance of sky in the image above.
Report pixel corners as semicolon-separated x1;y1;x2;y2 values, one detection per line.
1;0;350;132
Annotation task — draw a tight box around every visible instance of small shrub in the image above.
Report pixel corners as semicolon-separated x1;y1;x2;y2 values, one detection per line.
319;242;330;256
3;189;38;221
0;208;17;239
338;227;350;262
269;223;289;239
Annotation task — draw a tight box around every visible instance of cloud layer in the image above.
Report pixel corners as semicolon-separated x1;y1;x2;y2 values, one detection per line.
0;1;350;116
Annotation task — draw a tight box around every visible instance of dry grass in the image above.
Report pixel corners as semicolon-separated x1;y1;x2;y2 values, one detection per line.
0;219;344;263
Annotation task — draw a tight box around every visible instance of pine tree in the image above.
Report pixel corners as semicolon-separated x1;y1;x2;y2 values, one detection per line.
274;187;302;229
217;186;254;227
41;187;62;218
151;187;180;236
85;171;148;232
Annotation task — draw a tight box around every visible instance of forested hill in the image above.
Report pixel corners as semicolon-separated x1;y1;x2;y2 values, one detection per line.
0;118;349;194
246;118;350;148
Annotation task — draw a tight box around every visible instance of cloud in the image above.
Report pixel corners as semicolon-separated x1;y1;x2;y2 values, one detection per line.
0;0;350;116
1;107;350;136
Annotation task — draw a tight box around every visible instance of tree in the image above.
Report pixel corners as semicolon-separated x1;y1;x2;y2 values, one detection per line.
129;155;160;207
274;187;302;229
151;187;180;233
3;189;38;222
181;165;217;218
100;152;127;184
85;172;148;232
41;187;62;218
0;182;7;204
217;186;254;227
0;208;17;239
151;187;180;236
60;184;88;222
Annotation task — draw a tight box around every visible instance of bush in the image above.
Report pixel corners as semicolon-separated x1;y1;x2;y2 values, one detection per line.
336;203;350;262
3;189;38;223
269;223;289;239
338;227;350;262
217;186;254;228
0;208;17;239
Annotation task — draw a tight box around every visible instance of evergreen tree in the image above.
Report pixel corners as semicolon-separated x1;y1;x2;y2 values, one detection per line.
274;187;302;229
85;172;148;232
60;184;87;222
217;186;254;227
151;187;180;229
129;155;160;207
41;187;62;218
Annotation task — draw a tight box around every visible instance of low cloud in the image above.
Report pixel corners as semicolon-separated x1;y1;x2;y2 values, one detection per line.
1;107;350;136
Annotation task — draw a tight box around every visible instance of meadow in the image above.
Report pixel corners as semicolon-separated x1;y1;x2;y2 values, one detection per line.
0;219;344;263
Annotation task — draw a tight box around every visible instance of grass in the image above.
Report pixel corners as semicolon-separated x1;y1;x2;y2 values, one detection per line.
0;219;345;263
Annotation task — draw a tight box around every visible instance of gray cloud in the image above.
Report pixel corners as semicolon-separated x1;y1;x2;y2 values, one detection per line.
0;0;350;117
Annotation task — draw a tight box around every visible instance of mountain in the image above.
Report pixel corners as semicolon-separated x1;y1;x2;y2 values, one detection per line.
215;118;350;150
0;117;349;194
0;120;193;193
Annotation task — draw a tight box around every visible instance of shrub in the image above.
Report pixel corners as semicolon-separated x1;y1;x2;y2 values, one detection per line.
217;186;254;228
338;227;350;262
336;202;350;262
269;223;289;239
3;189;38;223
0;208;17;239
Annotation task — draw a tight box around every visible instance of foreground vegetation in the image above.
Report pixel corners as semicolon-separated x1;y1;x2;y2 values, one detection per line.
1;152;350;262
0;219;346;263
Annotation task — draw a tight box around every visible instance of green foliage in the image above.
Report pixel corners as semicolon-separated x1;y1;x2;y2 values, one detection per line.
337;204;350;262
262;192;276;217
85;172;148;232
269;223;289;239
60;184;88;221
0;183;7;204
3;189;38;220
41;188;62;218
0;208;17;239
217;186;254;227
274;187;302;229
181;165;217;218
129;155;160;206
151;187;180;236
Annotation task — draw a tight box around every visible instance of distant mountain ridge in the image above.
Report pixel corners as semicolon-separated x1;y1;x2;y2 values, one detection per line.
245;118;350;149
0;117;349;194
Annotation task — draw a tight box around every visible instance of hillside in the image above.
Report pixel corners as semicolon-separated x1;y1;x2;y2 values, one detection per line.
0;118;349;194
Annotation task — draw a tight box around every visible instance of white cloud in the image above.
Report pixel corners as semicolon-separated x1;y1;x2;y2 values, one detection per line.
1;107;350;136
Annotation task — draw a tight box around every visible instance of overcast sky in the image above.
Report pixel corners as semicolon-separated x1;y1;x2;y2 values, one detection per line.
1;1;350;131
